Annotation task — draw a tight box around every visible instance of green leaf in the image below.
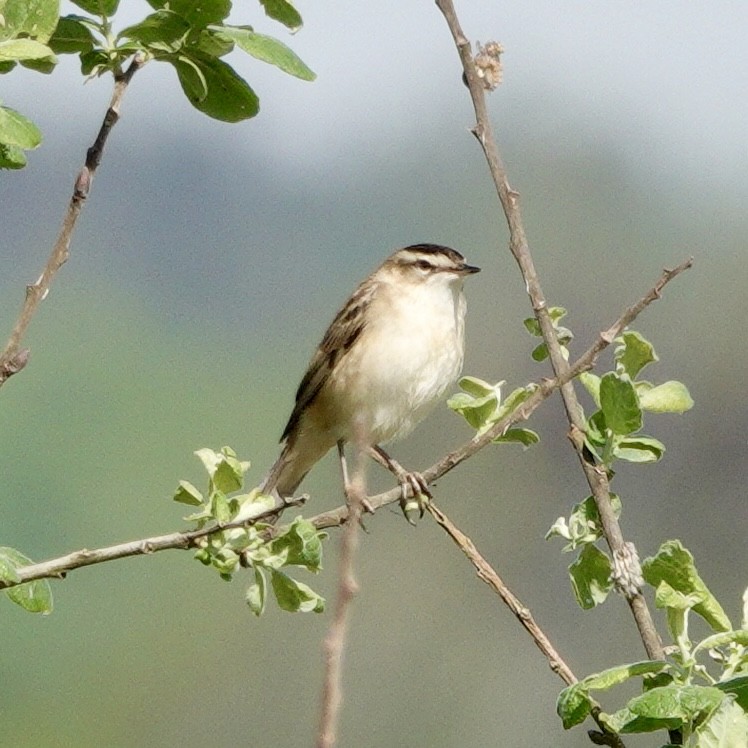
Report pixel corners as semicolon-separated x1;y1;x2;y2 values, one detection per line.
654;580;698;643
173;479;203;506
547;494;621;550
643;540;732;633
259;0;303;31
580;660;670;692
6;577;53;613
212;457;243;494
655;580;701;612
579;372;601;407
210;490;233;522
584;409;607;448
118;10;189;51
447;378;503;431
0;547;53;614
694;629;748;657
148;0;231;26
0;552;21;583
0;141;26;168
270;570;324;613
717;676;748;712
613;435;665;463
215;25;315;80
599;372;642;435
70;0;119;16
493;428;539;448
268;517;324;572
557;684;595;729
615;331;658;379
637;380;694;413
170;51;259;122
694;699;748;748
0;38;57;64
605;684;725;734
0;105;42;148
557;660;669;730
79;47;109;76
523;316;541;336
48;15;95;54
524;306;567;336
246;567;267;616
448;379;537;437
194;27;233;57
457;375;497;398
569;544;614;609
548;307;568;323
0;0;59;43
531;341;549;361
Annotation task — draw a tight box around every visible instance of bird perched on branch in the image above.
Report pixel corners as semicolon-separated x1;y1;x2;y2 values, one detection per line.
262;243;480;514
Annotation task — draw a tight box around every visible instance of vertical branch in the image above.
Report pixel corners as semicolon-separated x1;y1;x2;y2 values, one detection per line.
434;0;664;662
0;54;145;387
316;437;367;748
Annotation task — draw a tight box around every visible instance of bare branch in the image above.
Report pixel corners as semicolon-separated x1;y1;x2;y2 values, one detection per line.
427;501;626;748
0;55;145;388
428;501;577;685
316;441;367;748
433;0;685;663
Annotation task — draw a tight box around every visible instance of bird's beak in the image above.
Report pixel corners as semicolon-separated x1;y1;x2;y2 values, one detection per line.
459;263;481;275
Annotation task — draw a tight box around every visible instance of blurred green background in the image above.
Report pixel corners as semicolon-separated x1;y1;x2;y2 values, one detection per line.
2;1;747;746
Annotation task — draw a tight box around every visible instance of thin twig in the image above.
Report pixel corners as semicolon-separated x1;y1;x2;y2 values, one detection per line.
0;260;690;590
316;441;367;748
427;501;626;748
428;501;577;684
0;55;145;388
434;0;676;664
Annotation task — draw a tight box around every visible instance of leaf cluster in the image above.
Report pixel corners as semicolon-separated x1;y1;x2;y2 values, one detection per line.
557;540;748;745
175;446;326;616
546;330;694;609
447;376;539;447
579;331;693;466
0;0;314;167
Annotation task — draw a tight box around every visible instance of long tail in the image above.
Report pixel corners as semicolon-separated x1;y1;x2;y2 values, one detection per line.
261;433;334;499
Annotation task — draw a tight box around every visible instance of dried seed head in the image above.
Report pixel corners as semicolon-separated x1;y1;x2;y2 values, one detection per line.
474;41;504;91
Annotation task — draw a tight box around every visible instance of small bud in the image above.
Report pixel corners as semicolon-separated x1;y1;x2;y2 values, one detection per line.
74;166;91;199
473;41;504;91
612;542;644;599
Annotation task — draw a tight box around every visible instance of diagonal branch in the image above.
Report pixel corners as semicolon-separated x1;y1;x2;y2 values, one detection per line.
434;0;683;664
0;54;145;388
0;257;690;590
427;501;626;748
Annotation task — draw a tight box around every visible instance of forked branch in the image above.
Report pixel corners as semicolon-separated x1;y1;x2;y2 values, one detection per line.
434;0;682;664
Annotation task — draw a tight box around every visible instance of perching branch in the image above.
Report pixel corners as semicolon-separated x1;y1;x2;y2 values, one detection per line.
434;0;678;664
0;54;145;388
0;257;690;591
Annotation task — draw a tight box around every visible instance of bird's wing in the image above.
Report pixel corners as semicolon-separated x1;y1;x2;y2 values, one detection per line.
280;279;375;443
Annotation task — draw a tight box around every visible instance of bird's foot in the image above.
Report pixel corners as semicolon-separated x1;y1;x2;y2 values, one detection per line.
367;445;433;525
397;471;432;526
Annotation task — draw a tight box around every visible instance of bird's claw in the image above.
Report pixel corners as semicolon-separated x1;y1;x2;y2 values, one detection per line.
398;472;432;525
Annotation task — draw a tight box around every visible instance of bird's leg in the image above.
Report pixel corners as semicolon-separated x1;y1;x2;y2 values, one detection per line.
368;445;432;523
337;440;374;516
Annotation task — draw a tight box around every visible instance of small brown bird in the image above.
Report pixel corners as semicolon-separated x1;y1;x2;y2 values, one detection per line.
262;243;480;505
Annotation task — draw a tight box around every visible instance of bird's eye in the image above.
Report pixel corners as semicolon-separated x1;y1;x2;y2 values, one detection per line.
415;259;432;271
